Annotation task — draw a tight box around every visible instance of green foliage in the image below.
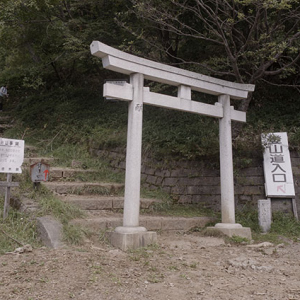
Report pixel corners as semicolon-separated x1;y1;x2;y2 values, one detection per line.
125;0;300;112
0;0;135;90
235;204;300;243
0;197;41;254
63;224;85;245
143;106;219;159
228;235;250;244
36;186;83;224
269;212;300;238
235;204;261;233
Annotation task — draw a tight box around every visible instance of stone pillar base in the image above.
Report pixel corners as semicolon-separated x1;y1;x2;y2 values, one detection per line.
109;230;157;251
208;223;252;240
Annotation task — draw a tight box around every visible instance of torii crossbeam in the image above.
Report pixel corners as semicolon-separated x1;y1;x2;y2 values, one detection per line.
91;41;255;250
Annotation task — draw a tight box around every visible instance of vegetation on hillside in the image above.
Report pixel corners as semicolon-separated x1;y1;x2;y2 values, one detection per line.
1;0;300;253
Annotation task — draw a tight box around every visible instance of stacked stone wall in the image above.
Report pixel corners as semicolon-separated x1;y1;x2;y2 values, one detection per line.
93;148;300;215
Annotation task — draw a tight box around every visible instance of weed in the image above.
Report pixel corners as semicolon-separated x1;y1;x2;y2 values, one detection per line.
168;265;180;271
63;224;85;245
109;273;122;285
270;212;300;237
0;197;41;254
148;266;158;272
91;265;103;275
147;274;161;283
128;244;159;261
37;190;83;224
38;277;49;283
228;235;250;244
180;274;190;280
88;275;98;283
235;204;261;233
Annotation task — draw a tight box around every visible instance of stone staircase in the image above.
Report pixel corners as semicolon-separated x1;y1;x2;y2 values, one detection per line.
0;113;215;247
39;160;213;234
22;145;215;243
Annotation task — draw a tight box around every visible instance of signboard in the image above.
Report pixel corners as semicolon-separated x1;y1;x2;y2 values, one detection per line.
30;162;50;182
262;132;295;197
0;138;25;174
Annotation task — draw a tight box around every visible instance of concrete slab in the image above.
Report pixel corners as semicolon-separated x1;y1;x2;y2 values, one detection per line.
59;195;160;211
36;215;65;249
59;195;113;210
207;223;252;240
42;181;124;195
109;231;157;251
71;215;215;232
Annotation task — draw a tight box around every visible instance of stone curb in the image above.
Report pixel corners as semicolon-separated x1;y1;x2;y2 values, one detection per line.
36;215;65;249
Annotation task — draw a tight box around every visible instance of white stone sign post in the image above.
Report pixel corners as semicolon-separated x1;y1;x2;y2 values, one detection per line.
258;199;272;233
262;132;295;198
91;41;255;249
0;138;25;219
262;132;298;220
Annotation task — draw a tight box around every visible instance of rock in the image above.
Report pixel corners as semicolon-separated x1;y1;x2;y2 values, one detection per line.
6;244;33;255
247;242;274;248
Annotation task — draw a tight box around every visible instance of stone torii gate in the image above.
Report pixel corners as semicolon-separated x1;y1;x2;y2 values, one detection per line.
91;41;255;250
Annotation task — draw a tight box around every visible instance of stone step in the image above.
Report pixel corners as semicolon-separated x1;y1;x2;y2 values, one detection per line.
71;211;214;232
23;160;98;181
23;157;58;165
42;181;124;196
49;167;98;181
58;194;160;210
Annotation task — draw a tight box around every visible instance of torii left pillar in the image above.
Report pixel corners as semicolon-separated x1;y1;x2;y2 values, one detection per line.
110;73;157;251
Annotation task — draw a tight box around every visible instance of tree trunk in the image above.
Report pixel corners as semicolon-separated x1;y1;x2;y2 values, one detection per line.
232;93;253;138
238;92;253;112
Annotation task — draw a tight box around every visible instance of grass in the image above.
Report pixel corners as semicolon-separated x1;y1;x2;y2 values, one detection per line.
0;166;87;253
236;206;300;244
0;197;41;254
2;84;300;252
28;143;125;184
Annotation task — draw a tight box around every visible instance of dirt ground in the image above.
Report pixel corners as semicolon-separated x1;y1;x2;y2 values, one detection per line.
1;232;300;300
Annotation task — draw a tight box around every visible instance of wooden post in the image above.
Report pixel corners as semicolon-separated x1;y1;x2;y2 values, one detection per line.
3;173;12;220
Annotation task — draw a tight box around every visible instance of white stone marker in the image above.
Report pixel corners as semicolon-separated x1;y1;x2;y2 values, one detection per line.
258;199;272;233
90;41;255;248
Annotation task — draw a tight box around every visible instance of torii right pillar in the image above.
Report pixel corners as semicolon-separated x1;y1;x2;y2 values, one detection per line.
209;94;252;240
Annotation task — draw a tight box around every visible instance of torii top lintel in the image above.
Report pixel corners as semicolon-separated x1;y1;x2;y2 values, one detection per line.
90;41;255;100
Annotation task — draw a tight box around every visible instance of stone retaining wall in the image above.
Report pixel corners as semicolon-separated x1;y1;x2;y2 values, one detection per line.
92;148;300;215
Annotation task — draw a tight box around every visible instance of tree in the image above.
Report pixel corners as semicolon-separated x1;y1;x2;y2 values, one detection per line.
120;0;300;111
0;0;133;90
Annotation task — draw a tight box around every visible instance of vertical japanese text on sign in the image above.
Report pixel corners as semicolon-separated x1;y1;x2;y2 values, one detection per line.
262;133;295;197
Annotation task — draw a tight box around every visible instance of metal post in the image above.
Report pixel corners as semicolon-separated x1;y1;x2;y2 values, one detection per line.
3;173;12;220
